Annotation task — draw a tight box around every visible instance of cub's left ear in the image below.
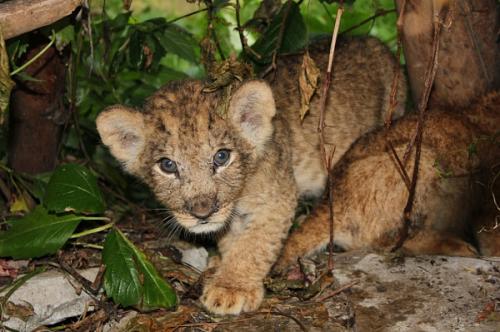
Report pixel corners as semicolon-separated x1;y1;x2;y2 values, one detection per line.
228;80;276;153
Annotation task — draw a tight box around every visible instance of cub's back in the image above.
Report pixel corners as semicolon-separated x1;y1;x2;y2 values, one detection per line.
268;36;407;197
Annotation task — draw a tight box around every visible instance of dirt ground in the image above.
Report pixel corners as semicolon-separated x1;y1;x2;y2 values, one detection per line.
2;239;499;331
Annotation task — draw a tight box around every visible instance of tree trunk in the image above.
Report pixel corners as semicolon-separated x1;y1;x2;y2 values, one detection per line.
8;39;68;174
395;0;499;109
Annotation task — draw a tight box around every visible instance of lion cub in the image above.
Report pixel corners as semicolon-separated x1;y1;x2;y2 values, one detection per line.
275;91;500;272
96;37;405;315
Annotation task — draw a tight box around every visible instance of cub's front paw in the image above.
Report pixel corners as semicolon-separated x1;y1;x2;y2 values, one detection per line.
201;281;264;315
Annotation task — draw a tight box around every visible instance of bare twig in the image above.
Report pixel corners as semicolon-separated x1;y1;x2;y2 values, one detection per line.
68;28;91;163
317;1;344;273
234;0;261;60
387;141;411;190
57;253;103;296
384;1;411;192
314;280;359;302
392;5;452;251
490;167;500;212
205;0;225;60
342;8;396;35
169;310;309;332
167;7;209;24
260;310;309;332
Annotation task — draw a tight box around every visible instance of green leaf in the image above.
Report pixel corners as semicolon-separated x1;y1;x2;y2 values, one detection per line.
44;163;105;214
54;25;75;51
103;228;177;310
251;2;307;64
155;25;198;63
0;206;81;259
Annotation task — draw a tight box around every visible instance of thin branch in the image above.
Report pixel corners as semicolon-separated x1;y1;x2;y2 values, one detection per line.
234;0;261;60
167;310;309;332
68;29;91;163
314;280;359;302
342;8;396;35
387;141;411;190
392;5;451;252
317;1;344;273
205;0;225;60
167;7;209;24
383;1;410;193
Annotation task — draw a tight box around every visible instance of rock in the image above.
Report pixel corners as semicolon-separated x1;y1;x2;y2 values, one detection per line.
180;246;208;272
330;252;500;331
1;268;99;331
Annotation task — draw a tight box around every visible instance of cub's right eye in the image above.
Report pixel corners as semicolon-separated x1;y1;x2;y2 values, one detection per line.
159;158;178;174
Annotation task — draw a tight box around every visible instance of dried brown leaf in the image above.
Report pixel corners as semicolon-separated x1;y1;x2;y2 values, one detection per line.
203;54;252;93
4;301;35;321
298;51;320;121
202;55;253;118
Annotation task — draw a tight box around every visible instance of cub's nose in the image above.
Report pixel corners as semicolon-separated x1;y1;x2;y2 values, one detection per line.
185;196;219;220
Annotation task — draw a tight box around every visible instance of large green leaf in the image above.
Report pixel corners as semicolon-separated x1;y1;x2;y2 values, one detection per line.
155;25;198;64
0;206;81;259
44;163;105;214
251;2;307;63
103;228;177;311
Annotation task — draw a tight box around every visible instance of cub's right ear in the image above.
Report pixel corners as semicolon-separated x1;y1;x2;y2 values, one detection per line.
96;106;145;173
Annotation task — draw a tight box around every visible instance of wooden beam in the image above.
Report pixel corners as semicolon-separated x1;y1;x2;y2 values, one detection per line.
0;0;82;40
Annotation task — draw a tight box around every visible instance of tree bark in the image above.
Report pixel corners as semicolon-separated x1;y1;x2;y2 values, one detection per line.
0;0;82;40
395;0;499;109
8;40;68;174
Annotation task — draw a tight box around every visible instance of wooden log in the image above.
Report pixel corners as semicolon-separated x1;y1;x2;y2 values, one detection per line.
0;0;82;40
395;0;499;109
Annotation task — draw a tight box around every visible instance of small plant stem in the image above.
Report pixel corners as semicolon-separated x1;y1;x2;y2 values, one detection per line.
72;242;104;250
167;7;209;24
342;9;396;35
10;32;55;76
70;222;113;239
318;1;344;273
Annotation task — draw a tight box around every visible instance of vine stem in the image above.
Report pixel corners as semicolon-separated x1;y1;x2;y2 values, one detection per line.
166;7;209;24
70;219;113;239
10;31;55;76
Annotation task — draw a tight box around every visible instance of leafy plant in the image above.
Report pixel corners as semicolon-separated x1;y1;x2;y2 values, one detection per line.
103;228;177;310
0;163;177;309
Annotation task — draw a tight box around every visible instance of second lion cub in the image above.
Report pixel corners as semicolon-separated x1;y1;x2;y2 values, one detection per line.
96;37;405;315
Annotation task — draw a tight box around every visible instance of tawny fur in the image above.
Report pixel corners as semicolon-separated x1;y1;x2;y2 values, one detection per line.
274;91;500;272
96;36;407;315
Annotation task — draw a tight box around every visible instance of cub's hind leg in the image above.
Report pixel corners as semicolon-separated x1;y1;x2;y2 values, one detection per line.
402;230;478;257
274;147;479;273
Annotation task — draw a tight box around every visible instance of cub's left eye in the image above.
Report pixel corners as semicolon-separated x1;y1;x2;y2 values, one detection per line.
213;149;231;167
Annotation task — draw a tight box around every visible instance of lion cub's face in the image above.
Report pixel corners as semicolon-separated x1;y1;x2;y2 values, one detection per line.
96;80;276;234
